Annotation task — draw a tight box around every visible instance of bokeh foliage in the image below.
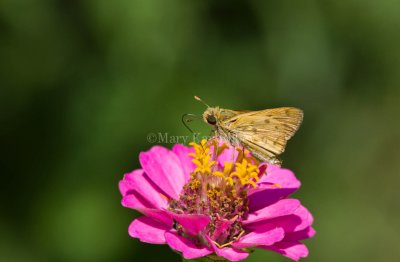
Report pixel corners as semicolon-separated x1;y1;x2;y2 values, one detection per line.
1;0;400;261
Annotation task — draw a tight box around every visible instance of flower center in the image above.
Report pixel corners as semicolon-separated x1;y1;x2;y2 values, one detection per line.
168;139;264;247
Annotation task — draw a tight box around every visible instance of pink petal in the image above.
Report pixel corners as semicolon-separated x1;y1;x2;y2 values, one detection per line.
135;208;173;226
169;212;211;236
210;217;234;241
119;169;168;209
119;169;147;196
121;192;150;210
290;205;314;232
206;236;249;261
249;166;301;211
216;145;238;167
165;231;213;259
172;144;195;181
284;227;316;241
260;165;301;188
213;247;249;261
261;241;309;261
139;146;185;200
232;227;284;248
244;199;301;225
122;196;172;225
119;178;131;196
129;216;169;244
245;205;313;235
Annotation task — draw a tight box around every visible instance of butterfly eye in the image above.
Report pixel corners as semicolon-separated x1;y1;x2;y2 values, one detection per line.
206;115;217;125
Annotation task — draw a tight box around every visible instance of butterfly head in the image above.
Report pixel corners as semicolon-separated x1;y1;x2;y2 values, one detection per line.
194;96;222;127
203;107;221;127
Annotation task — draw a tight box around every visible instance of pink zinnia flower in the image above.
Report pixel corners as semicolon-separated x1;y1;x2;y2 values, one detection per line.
119;139;315;261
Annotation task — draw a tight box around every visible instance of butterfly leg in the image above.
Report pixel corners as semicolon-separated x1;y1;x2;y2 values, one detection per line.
208;129;215;140
235;144;245;162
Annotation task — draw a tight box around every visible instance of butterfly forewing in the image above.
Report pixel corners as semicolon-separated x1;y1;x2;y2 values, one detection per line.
219;107;303;163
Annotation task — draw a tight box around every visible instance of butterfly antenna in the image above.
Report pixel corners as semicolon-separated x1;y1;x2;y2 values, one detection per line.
181;113;201;138
194;96;210;107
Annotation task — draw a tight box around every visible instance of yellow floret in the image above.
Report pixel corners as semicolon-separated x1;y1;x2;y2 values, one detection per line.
189;139;261;188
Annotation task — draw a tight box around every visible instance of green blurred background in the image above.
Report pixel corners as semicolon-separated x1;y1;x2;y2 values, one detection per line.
1;0;400;261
